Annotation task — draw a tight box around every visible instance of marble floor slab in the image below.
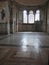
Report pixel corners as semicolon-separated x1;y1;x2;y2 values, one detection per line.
0;32;49;65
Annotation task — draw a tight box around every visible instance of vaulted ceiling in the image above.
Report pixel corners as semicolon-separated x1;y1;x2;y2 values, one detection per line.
15;0;48;6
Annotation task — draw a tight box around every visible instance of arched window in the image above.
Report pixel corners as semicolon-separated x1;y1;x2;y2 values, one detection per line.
35;10;40;21
23;10;27;23
29;10;34;23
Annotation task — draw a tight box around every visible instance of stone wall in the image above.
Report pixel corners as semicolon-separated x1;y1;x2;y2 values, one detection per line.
17;7;47;32
0;1;10;34
0;1;48;33
0;1;18;34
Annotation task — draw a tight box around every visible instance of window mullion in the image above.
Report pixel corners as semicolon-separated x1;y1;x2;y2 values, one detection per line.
27;11;29;23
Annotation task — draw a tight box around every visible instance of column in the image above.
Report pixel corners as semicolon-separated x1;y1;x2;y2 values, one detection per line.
9;0;13;33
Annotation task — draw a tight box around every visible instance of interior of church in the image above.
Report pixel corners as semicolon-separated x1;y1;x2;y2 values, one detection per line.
0;0;49;65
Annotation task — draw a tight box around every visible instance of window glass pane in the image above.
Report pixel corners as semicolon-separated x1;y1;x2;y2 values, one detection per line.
29;11;34;23
23;10;27;23
35;10;40;21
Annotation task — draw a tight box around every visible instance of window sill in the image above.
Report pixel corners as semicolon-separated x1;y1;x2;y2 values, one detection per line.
22;23;35;25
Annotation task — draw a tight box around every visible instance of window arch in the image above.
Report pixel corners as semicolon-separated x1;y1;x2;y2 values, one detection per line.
29;10;34;23
35;10;40;21
23;10;27;23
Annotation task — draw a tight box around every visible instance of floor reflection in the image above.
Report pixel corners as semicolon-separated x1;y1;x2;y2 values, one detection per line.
21;45;27;52
0;32;48;65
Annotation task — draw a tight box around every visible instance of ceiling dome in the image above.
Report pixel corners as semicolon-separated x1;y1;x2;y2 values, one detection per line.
15;0;48;6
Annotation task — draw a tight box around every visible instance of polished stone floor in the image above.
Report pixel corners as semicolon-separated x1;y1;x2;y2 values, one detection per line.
0;32;49;65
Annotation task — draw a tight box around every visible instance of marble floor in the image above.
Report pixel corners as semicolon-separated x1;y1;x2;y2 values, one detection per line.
0;32;49;65
0;34;11;40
